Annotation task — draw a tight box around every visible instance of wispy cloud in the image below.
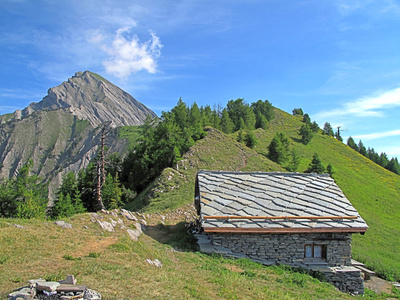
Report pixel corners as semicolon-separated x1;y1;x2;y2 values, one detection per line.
334;0;400;17
94;27;163;79
353;129;400;140
315;87;400;119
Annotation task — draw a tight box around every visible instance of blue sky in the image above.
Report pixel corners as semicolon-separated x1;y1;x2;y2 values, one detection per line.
1;0;399;160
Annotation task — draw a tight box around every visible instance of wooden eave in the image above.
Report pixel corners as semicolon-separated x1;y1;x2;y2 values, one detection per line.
202;215;359;221
203;227;368;234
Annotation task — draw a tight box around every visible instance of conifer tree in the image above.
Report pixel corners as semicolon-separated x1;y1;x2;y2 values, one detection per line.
305;153;325;174
220;108;235;134
0;160;48;219
299;124;313;144
302;113;311;124
347;137;359;152
358;140;367;157
244;131;257;149
237;129;244;143
323;122;334;136
268;132;291;164
327;164;335;177
311;121;319;133
287;149;301;172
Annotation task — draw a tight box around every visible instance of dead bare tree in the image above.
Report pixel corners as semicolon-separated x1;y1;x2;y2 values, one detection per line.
95;125;108;211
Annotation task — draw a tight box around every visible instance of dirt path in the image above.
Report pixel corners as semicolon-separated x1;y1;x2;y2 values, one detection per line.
364;276;394;295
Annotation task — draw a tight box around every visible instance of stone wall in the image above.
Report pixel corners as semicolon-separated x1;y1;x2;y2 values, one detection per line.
209;232;352;266
322;266;365;295
209;232;364;294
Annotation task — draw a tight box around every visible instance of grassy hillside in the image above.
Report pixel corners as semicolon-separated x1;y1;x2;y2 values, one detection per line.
258;109;400;281
125;127;285;212
0;212;379;299
127;109;400;281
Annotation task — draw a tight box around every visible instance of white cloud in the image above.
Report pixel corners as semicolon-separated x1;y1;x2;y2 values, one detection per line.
315;87;400;119
353;129;400;140
99;27;163;79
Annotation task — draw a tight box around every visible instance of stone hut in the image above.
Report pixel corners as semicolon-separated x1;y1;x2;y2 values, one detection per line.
195;170;369;294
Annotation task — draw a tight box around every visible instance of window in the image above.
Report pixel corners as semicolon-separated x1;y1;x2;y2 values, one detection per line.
304;244;326;259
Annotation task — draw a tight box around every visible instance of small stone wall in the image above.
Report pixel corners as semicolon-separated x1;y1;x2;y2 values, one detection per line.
209;232;364;294
209;232;352;266
322;266;365;295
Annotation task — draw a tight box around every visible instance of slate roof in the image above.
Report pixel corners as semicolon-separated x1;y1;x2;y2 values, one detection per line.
195;170;368;233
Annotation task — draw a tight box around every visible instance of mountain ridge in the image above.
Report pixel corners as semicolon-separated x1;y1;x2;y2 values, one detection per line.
3;71;157;128
0;71;156;199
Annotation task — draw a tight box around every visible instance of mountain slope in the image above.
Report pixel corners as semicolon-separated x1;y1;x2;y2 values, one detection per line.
255;109;400;280
5;71;156;128
0;71;156;197
125;127;285;212
128;108;400;281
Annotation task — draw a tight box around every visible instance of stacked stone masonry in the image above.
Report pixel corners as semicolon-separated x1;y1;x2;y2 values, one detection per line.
209;232;364;294
210;232;352;266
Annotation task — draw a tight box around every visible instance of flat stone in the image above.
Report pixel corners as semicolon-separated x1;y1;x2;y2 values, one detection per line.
54;221;73;229
56;284;87;292
28;278;46;287
36;281;60;292
8;287;34;300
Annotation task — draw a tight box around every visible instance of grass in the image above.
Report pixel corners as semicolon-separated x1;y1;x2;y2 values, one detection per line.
259;109;400;281
88;71;112;84
1;211;385;300
125;108;400;282
125;127;284;213
116;125;141;148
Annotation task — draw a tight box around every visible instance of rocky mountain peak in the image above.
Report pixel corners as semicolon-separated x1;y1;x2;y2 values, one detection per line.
15;71;157;127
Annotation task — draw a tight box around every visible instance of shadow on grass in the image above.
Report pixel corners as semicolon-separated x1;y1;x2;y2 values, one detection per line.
291;137;303;144
144;221;199;252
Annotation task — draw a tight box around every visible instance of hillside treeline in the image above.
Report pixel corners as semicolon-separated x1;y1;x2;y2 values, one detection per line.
347;137;400;175
293;108;400;175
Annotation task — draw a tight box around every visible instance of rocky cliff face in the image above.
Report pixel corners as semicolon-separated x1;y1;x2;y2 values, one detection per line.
9;71;157;127
0;71;157;199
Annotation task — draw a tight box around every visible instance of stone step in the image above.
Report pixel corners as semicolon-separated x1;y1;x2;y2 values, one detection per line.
56;284;87;293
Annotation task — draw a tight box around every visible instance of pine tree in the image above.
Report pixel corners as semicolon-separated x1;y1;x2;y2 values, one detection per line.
255;111;268;129
102;173;122;210
189;102;204;140
292;108;303;116
323;122;334;136
268;132;291;164
302;113;311;124
386;158;400;175
237;129;244;143
310;121;319;133
347;137;359;152
287;149;301;172
220;109;234;134
299;124;313;144
252;99;274;122
358;140;367;157
305;153;325;173
327;164;335;177
244;131;257;149
1;160;48;219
